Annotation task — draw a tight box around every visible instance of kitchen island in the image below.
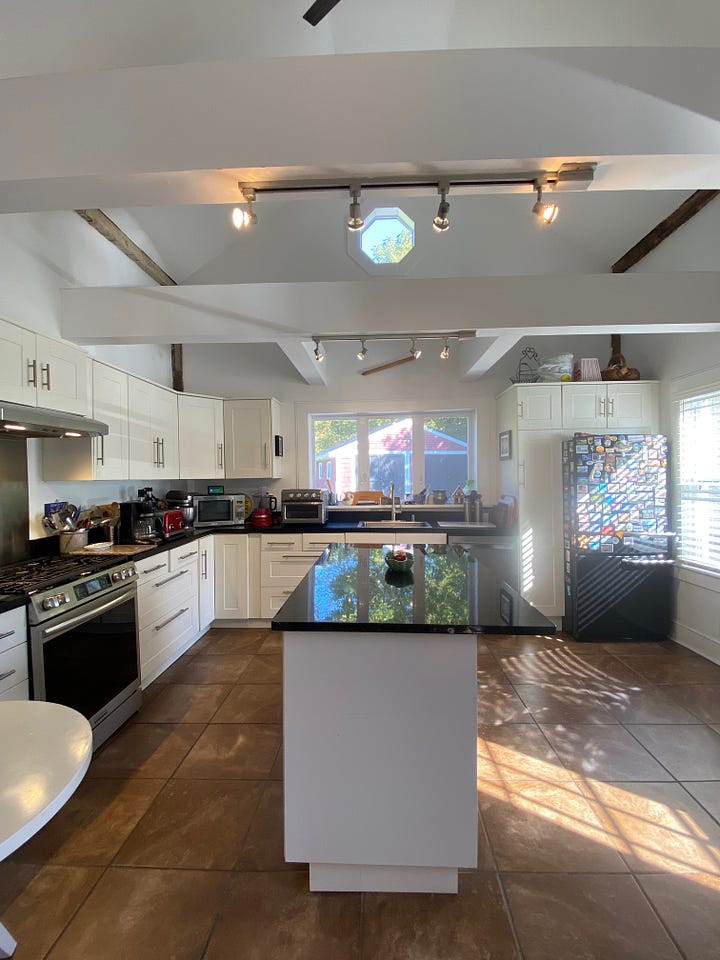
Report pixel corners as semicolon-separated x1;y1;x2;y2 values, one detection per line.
272;541;555;893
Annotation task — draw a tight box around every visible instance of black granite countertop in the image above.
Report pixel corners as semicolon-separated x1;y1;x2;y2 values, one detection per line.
271;543;554;636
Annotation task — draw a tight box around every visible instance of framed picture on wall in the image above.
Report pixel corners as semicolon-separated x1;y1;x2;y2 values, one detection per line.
499;430;512;460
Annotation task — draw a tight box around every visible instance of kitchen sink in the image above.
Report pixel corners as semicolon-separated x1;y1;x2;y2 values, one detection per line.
358;520;431;528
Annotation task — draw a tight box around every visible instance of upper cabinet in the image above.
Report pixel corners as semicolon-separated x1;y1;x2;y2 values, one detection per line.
224;399;282;479
561;382;659;434
128;378;179;480
178;394;224;479
92;363;129;480
0;318;90;415
515;384;563;430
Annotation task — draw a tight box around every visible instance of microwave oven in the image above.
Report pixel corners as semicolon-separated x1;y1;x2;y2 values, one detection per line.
193;494;248;528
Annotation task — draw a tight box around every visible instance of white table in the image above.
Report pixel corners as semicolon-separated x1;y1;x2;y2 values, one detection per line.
0;701;92;958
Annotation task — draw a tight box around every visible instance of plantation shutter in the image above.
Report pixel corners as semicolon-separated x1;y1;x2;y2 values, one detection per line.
677;390;720;571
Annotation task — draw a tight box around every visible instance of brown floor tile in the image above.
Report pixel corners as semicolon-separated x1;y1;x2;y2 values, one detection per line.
257;631;283;654
46;867;229;960
477;724;574;782
0;862;37;914
115;779;263;870
579;780;720;875
539;723;673;782
134;683;232;723
236;781;296;871
601;685;700;724
485;633;582;656
661;684;720;723
504;873;681;960
477;680;534;725
155;651;197;682
638;873;720;960
681;781;720;824
614;655;720;685
362;872;519;960
205;871;359;960
1;865;103;960
476;654;506;680
238;654;283;683
88;722;205;778
500;652;644;687
167;653;253;684
478;779;628;872
601;641;680;656
174;723;282;779
12;778;164;866
626;724;720;780
513;683;619;724
211;683;283;723
269;743;284;780
191;628;267;655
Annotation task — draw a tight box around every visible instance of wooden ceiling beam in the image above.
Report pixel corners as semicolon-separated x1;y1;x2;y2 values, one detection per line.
611;189;719;274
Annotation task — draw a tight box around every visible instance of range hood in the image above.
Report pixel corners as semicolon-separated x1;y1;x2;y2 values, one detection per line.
0;401;109;439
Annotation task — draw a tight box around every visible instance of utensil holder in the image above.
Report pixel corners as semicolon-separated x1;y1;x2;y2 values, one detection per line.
58;529;89;553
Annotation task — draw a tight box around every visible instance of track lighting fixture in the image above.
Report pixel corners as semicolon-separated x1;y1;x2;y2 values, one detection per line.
357;339;367;361
313;338;325;362
410;338;422;360
532;182;559;224
347;186;364;232
432;185;450;233
232;188;257;229
440;339;450;360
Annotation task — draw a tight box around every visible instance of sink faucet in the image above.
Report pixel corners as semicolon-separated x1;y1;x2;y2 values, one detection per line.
390;482;397;521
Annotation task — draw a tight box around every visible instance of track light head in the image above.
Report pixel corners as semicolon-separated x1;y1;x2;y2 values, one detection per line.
347;187;364;232
440;339;450;360
432;185;450;233
232;188;258;229
532;182;559;224
313;338;325;362
410;338;422;360
357;339;367;361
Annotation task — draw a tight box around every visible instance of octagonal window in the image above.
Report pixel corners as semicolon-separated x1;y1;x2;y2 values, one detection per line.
359;207;415;265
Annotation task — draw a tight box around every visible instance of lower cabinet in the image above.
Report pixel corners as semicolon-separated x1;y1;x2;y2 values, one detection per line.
214;534;252;619
0;606;29;701
136;547;199;686
344;531;447;545
259;532;346;619
198;536;216;630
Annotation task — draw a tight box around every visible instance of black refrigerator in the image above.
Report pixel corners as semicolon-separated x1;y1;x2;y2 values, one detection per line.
562;433;674;642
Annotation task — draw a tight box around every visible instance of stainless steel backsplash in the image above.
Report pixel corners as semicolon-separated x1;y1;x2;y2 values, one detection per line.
0;439;29;565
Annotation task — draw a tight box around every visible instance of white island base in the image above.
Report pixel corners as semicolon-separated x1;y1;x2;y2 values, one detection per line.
283;630;478;893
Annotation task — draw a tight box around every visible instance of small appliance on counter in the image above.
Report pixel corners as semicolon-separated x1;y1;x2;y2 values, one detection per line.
281;489;329;525
193;492;252;528
119;497;161;545
165;490;195;527
249;493;277;528
154;509;187;540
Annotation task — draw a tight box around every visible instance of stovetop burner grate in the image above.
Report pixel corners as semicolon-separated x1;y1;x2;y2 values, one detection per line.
0;555;119;594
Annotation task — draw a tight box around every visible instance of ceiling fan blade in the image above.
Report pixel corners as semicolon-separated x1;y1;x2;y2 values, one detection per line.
303;0;343;26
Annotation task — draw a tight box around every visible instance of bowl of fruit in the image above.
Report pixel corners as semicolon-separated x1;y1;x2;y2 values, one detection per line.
384;547;414;573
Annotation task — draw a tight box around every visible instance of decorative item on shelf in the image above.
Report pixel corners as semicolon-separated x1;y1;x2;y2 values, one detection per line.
384;548;415;573
573;358;603;382
499;430;512;461
601;334;640;381
510;346;540;384
537;352;574;382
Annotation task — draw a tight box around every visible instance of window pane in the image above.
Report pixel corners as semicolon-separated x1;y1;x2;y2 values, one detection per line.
678;392;720;571
312;418;358;501
423;415;469;497
369;416;412;497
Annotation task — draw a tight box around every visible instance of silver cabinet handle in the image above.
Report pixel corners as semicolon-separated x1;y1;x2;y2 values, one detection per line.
96;434;105;465
281;554;315;560
152;437;159;467
517;400;524;420
40;362;51;390
27;358;37;387
608;396;615;417
202;550;208;579
154;570;189;588
140;562;166;576
178;551;196;560
266;541;296;547
159;436;165;467
519;461;526;488
0;629;16;641
0;668;17;682
218;443;224;469
263;442;268;468
154;607;189;632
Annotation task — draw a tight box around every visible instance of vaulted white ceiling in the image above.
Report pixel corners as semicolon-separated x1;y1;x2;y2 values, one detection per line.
2;1;720;379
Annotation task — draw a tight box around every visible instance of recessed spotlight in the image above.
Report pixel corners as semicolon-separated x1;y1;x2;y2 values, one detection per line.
313;338;325;362
410;338;422;360
347;186;364;232
232;188;257;229
532;182;559;224
63;431;82;438
3;423;26;431
440;339;450;360
357;339;367;361
432;185;450;233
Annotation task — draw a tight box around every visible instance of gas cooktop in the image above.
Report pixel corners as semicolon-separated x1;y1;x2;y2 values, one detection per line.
0;554;120;595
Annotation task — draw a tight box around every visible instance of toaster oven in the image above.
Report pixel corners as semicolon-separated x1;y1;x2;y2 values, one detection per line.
281;489;328;525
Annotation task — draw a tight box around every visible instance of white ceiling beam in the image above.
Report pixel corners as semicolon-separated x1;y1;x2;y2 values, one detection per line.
459;335;523;380
278;340;328;385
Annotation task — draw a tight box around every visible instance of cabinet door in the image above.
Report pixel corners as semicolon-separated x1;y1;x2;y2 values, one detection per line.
516;385;562;430
178;394;224;478
35;335;90;416
128;377;157;477
606;382;659;432
0;318;36;405
199;536;216;630
152;385;179;480
92;363;129;480
561;384;607;431
224;399;274;478
517;431;564;616
214;535;250;619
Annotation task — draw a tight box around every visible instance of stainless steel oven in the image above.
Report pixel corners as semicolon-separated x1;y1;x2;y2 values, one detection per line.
28;561;141;750
281;489;328;525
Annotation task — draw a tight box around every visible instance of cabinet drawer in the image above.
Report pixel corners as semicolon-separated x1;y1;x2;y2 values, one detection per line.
138;565;197;630
135;553;169;581
169;542;200;571
260;552;316;588
0;641;29;696
139;603;199;686
262;533;303;553
0;678;30;701
302;533;345;552
0;607;26;655
260;586;295;619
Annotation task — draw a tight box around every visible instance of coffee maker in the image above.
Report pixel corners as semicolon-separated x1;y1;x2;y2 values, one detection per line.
119;489;161;544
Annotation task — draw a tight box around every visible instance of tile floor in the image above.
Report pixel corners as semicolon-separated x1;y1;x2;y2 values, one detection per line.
2;628;720;959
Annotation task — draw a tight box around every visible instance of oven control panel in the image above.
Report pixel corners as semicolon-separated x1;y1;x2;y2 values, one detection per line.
29;563;139;625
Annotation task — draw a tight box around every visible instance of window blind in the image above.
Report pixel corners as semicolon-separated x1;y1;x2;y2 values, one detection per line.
677;390;720;571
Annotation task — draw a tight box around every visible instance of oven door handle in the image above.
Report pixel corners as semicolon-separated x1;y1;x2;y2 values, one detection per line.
40;587;136;639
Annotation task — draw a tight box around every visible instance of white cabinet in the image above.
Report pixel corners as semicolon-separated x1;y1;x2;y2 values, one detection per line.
178;394;225;479
93;362;129;480
514;384;562;430
214;534;251;619
561;382;658;433
0;318;90;415
198;536;215;630
224;398;282;478
128;377;179;479
0;606;29;701
345;531;446;545
259;531;338;619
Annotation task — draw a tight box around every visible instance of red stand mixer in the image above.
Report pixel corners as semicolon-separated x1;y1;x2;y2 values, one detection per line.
249;493;277;528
